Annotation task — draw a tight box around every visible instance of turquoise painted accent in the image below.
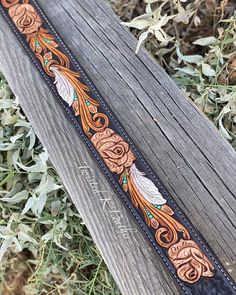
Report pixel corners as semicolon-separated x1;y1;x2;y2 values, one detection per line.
35;40;39;47
44;38;50;43
86;100;91;106
145;208;153;219
74;91;78;101
123;170;127;184
44;59;48;65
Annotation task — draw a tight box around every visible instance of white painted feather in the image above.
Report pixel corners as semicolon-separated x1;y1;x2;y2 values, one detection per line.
51;66;74;106
130;163;166;205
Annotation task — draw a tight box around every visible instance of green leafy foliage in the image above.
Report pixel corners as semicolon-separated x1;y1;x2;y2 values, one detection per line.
173;16;236;147
118;0;236;148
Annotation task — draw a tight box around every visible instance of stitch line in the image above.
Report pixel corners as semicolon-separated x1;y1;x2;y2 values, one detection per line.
0;6;190;294
0;8;189;293
30;1;236;288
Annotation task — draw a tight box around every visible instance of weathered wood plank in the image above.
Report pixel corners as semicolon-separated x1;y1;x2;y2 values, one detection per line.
0;0;235;294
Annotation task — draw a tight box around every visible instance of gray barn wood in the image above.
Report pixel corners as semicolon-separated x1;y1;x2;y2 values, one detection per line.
0;0;236;294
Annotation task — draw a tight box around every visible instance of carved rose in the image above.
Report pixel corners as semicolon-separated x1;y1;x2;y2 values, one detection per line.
91;128;135;174
9;4;42;35
168;239;214;284
1;0;20;8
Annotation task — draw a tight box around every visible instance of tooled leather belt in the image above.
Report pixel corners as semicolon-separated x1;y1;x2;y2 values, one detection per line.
0;1;235;294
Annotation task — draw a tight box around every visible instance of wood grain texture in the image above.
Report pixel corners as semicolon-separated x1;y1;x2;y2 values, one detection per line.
0;0;235;294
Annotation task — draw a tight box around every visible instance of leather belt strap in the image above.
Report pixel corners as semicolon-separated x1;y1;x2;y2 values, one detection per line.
0;1;235;294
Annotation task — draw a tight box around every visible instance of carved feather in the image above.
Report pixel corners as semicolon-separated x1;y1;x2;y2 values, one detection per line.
51;66;74;106
130;163;166;205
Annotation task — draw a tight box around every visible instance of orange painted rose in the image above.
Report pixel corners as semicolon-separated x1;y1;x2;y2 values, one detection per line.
9;4;42;35
91;128;135;174
1;0;20;8
168;239;214;284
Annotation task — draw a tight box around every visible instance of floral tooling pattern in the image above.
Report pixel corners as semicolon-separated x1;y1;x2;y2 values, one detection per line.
1;0;215;284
